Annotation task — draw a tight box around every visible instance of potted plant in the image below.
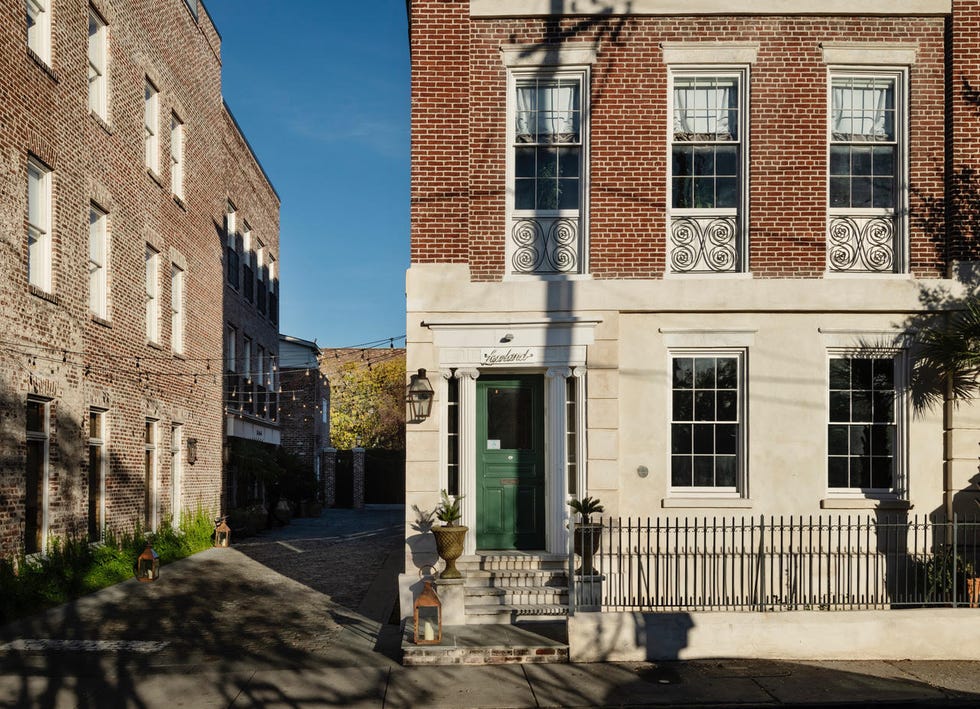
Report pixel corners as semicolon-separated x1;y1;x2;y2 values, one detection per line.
569;496;604;575
430;490;467;579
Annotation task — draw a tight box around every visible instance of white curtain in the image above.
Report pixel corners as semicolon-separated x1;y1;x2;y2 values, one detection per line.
516;80;579;143
673;77;738;140
831;78;894;141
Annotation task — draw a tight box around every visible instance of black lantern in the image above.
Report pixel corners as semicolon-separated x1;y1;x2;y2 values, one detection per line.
407;368;434;421
135;542;160;582
214;516;231;548
413;579;442;645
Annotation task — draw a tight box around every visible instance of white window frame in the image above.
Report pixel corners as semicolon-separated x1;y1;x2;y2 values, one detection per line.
88;408;107;542
256;240;265;281
144;79;159;173
667;348;747;499
170;113;184;198
666;65;750;275
145;418;159;531
145;245;159;343
171;423;182;524
27;157;52;292
170;263;184;354
25;397;50;555
826;349;907;500
88;10;108;119
825;66;909;274
27;0;51;65
502;44;595;277
89;204;108;319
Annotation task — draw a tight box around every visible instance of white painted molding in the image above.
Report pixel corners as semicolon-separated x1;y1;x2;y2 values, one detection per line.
500;43;599;67
473;0;950;17
659;328;757;348
821;42;918;65
661;42;759;65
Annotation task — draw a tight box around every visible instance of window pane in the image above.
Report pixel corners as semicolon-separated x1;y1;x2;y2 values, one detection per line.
693;456;714;486
852;359;873;387
830;145;850;176
851;390;872;421
716;456;737;487
694;358;716;388
673;390;693;421
672;146;693;177
26;401;43;432
486;385;532;450
851;178;872;208
693;423;714;454
694;391;715;421
829;178;850;208
830;359;851;389
828;424;848;455
717;390;737;421
671;423;692;454
716;178;737;208
715;145;737;175
515;179;534;210
849;424;869;457
673;358;693;388
829;391;850;422
672;178;693;209
671;456;692;486
716;424;737;455
716;358;737;389
828;457;849;487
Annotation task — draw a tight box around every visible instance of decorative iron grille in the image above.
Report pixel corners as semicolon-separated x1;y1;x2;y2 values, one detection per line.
669;216;739;273
511;217;579;274
828;215;896;272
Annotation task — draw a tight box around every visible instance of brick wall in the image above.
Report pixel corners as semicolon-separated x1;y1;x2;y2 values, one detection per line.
0;0;278;556
410;9;950;280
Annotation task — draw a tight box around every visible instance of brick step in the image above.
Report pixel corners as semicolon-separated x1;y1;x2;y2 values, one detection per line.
402;623;569;666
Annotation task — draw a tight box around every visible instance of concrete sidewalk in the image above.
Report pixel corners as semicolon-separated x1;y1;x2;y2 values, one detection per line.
1;507;980;707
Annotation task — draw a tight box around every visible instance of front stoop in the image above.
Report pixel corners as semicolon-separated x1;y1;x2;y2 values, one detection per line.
459;553;570;624
401;622;569;666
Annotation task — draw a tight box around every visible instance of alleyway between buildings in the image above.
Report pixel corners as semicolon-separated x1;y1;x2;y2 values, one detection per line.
2;507;980;708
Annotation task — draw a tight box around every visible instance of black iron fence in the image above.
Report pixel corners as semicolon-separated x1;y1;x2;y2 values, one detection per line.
569;514;980;613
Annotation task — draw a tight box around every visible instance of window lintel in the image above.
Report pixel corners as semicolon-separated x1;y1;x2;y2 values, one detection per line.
661;42;758;65
500;43;598;68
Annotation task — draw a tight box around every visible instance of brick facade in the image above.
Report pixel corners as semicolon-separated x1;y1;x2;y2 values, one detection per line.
412;7;950;279
278;336;329;481
0;0;279;557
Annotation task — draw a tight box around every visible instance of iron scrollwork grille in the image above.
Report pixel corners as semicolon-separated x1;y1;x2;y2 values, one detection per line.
828;215;896;273
511;217;580;274
669;216;739;273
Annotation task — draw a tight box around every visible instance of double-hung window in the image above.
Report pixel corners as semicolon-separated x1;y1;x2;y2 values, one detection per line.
88;409;106;543
242;226;253;302
256;241;267;315
225;325;239;409
144;79;159;173
828;354;903;496
670;352;744;494
170;263;184;354
145;419;158;531
27;0;50;65
503;45;594;276
89;205;107;318
145;245;159;343
27;157;52;292
88;11;107;119
25;397;50;554
170;113;184;198
827;70;906;272
171;424;182;524
225;202;239;288
668;70;747;273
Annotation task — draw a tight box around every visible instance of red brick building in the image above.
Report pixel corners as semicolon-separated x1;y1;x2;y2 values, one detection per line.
403;0;980;628
0;0;279;557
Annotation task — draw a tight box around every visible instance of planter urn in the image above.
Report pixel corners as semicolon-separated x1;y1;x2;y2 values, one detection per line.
431;525;468;579
573;523;603;576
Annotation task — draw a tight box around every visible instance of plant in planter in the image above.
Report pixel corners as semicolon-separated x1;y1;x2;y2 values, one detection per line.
568;496;604;576
430;490;467;579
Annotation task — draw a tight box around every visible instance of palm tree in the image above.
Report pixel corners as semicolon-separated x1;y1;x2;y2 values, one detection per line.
916;296;980;402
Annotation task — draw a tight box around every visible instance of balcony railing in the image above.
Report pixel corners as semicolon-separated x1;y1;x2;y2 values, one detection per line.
669;215;739;273
828;214;897;272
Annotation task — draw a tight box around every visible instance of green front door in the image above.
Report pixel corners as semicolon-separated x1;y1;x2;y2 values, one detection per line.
476;375;546;550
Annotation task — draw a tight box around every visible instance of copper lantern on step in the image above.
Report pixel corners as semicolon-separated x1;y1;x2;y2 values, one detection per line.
413;580;442;645
214;516;231;548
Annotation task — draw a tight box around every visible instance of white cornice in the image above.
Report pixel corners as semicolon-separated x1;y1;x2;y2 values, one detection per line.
472;0;950;17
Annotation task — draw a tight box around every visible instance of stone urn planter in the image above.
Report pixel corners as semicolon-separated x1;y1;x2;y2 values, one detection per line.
569;496;604;576
431;524;468;579
573;523;603;576
432;490;468;579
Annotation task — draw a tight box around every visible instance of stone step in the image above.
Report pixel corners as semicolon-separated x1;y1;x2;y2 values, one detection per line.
402;622;569;666
465;602;570;624
462;570;567;588
466;586;569;609
456;554;568;572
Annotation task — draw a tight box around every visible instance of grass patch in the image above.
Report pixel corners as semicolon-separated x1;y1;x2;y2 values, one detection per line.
0;508;217;624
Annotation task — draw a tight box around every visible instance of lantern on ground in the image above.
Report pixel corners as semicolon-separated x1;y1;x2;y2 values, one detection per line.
413;579;442;645
214;516;231;548
136;542;159;582
406;369;434;421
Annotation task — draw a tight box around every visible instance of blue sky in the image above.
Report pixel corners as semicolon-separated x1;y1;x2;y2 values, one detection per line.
205;0;410;348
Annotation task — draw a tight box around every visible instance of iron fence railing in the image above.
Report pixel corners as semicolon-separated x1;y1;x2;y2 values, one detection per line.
568;514;980;613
